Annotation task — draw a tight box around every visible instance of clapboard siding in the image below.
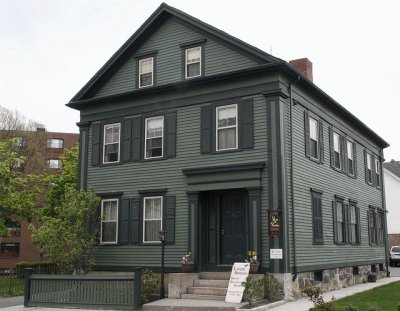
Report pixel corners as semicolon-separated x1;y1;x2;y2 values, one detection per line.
93;17;259;98
290;101;385;270
88;94;269;268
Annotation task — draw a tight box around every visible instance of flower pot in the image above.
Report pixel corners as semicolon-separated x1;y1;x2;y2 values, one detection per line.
182;264;194;273
249;264;260;274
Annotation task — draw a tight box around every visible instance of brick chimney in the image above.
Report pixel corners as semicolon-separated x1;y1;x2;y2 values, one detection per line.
289;58;313;82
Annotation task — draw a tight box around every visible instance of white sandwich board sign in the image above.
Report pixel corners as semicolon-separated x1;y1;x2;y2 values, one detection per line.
225;262;250;303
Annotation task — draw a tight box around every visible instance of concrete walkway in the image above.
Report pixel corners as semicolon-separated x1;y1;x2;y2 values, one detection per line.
1;276;398;311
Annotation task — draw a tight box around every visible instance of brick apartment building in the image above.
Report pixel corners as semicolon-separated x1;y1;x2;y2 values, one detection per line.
0;129;79;270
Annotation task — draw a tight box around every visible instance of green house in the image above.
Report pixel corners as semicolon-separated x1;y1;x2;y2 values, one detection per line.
68;3;389;298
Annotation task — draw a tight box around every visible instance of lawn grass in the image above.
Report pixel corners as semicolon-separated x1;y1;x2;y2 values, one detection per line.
332;280;400;311
0;275;24;297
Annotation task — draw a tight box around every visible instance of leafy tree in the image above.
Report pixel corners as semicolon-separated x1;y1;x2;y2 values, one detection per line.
0;139;39;236
30;146;100;274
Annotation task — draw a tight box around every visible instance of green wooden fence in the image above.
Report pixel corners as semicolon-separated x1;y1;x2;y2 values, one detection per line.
24;268;142;310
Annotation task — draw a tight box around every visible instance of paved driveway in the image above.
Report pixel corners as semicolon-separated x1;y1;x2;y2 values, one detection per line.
0;296;23;308
389;265;400;277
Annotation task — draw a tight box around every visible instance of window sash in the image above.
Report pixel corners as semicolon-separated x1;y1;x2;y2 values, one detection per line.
335;202;345;243
333;132;341;169
143;196;163;243
101;199;118;244
185;47;201;78
369;210;376;244
46;159;62;169
216;104;238;151
103;123;120;163
347;141;354;175
145;116;164;159
309;117;319;159
47;138;64;149
139;57;153;88
375;159;381;187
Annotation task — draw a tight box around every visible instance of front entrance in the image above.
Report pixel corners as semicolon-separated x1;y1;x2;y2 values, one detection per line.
201;190;247;270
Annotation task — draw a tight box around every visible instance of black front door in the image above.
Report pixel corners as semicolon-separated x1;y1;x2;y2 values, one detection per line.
220;193;246;264
202;190;247;269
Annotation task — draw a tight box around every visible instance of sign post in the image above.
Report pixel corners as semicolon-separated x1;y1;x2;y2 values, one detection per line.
225;262;250;303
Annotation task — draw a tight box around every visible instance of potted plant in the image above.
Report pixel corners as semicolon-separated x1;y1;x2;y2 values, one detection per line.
246;250;260;274
181;251;194;272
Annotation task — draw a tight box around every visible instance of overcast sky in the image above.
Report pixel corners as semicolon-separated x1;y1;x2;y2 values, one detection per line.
1;0;399;160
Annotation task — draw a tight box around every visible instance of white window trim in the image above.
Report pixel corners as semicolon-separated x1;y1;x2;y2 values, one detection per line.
103;123;121;164
216;104;238;151
144;116;164;159
100;199;119;245
142;196;163;244
185;46;201;79
139;57;154;88
333;132;341;170
309;116;319;160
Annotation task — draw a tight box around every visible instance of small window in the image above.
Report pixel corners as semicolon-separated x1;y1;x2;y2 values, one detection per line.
334;200;345;244
14;137;25;147
46;159;62;169
309;117;319;160
375;159;381;188
368;208;377;245
371;264;377;273
0;243;20;258
314;270;323;282
103;123;120;164
185;46;201;79
101;199;118;244
311;191;323;244
347;141;355;176
139;57;153;88
352;266;359;276
143;196;163;243
216;104;238;151
366;153;373;184
376;210;384;245
379;263;384;271
145;116;164;159
333;132;341;170
47;138;64;149
5;220;20;237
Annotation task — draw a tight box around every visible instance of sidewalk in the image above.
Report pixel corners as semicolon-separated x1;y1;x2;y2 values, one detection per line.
1;276;398;311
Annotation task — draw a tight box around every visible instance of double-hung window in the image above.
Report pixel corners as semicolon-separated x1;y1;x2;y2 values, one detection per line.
216;104;238;151
376;210;384;245
46;159;62;169
368;208;377;245
145;116;164;159
333;132;341;170
103;123;120;164
185;46;201;79
349;203;358;244
101;199;118;244
334;200;345;244
143;196;163;243
366;153;373;184
47;138;64;149
139;57;154;88
347;141;355;176
309;117;319;160
375;158;381;188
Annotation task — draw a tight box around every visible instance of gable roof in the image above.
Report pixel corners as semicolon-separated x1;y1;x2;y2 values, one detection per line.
70;2;281;102
384;160;400;178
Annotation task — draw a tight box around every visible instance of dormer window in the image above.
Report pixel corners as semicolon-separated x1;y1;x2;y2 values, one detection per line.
139;57;154;88
185;46;201;79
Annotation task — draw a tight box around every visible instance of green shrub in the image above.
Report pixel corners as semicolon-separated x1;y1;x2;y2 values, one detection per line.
303;286;335;311
141;269;160;305
15;261;58;278
243;276;264;307
264;273;283;302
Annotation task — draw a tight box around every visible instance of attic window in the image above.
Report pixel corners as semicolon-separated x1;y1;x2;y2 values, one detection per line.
185;46;201;78
139;57;153;88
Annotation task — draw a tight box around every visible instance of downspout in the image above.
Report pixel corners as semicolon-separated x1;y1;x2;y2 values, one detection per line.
380;151;390;277
289;75;300;280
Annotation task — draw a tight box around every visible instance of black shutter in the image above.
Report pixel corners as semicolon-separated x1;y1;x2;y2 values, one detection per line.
201;105;212;154
166;112;177;158
356;207;361;244
119;198;130;245
329;127;334;168
367;210;372;245
164;196;175;244
364;150;368;184
132;117;142;161
130;198;140;244
304;110;310;158
240;99;254;150
312;194;323;244
342;137;348;173
92;123;101;166
122;119;132;163
332;201;338;244
353;143;358;178
319;120;324;163
344;203;350;244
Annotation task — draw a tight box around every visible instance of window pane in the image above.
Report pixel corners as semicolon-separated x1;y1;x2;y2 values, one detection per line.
351;225;357;242
310;140;318;159
144;220;161;241
102;222;117;243
104;144;119;162
146;117;163;138
350;206;356;223
367;154;372;169
309;118;318;141
145;198;162;219
218;106;237;127
336;203;343;221
140;58;153;74
144;197;162;242
218;128;236;150
47;139;64;148
103;200;117;221
347;141;353;160
333;133;340;152
140;73;152;87
187;47;201;63
187;63;200;77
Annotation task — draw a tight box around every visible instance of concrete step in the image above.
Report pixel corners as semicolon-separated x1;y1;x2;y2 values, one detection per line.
181;293;226;301
194;279;230;288
143;298;244;311
200;271;231;280
187;286;228;296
